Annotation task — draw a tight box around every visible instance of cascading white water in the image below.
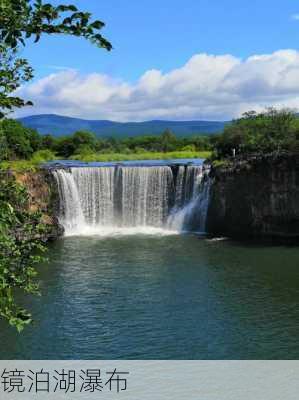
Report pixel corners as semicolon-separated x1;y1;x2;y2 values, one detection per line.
53;165;211;236
167;165;210;232
53;169;85;234
71;167;115;227
119;167;173;227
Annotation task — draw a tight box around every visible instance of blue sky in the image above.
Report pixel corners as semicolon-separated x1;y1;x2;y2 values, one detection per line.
22;0;299;81
17;0;299;121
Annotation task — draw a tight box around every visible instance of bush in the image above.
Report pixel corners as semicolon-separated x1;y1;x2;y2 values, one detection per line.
72;131;97;150
0;119;35;160
31;150;56;164
214;108;299;159
212;159;233;169
74;144;94;156
181;144;196;152
0;172;47;331
0;160;37;172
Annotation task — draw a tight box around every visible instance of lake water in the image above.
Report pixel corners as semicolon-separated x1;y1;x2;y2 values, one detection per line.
1;233;299;359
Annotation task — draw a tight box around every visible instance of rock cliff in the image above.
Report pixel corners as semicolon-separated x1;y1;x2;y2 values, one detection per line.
14;169;63;240
206;153;299;242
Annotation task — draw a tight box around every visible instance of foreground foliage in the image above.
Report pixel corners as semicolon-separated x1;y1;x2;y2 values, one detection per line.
0;171;48;331
0;0;111;329
0;0;111;117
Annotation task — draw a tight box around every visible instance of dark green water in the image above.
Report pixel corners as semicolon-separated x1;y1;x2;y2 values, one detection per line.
1;234;299;359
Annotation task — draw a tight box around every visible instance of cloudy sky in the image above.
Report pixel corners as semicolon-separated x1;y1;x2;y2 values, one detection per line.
16;0;299;121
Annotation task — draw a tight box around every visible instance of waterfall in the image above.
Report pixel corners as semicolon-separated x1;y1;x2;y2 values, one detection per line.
167;165;210;232
118;167;173;227
53;169;85;235
53;165;211;236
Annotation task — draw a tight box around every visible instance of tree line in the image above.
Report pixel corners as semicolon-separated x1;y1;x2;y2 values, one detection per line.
2;107;299;164
0;119;213;161
212;108;299;159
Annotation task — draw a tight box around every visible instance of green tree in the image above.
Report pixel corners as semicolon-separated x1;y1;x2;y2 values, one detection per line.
263;107;296;152
0;124;9;159
0;118;43;160
26;127;41;152
160;129;177;152
55;136;75;158
41;134;57;151
0;0;112;117
0;172;48;331
1;119;33;159
0;0;112;330
213;108;298;158
73;144;94;157
0;43;34;118
72;130;97;151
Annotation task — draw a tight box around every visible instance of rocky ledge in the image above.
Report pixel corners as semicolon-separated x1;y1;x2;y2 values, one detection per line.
206;152;299;242
14;169;64;240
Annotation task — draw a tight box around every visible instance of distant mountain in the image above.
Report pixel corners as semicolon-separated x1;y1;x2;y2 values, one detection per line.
17;114;227;137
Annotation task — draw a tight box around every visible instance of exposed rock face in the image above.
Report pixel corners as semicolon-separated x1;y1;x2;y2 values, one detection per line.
14;169;64;240
206;153;299;241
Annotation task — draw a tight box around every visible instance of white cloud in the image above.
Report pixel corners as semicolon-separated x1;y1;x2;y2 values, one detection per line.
291;14;299;20
16;49;299;121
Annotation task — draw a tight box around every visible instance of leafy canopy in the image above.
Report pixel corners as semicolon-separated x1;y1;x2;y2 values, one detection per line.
0;45;34;118
0;0;112;117
0;172;48;331
0;0;111;330
213;108;299;159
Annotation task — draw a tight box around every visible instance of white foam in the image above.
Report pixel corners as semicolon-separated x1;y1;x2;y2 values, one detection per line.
64;225;179;238
206;237;228;242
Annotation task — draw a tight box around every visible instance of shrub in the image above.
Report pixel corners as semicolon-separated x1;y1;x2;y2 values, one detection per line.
31;150;56;164
182;144;196;152
0;172;47;331
214;108;299;159
212;159;233;169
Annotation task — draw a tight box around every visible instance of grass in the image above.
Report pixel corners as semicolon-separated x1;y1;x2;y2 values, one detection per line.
211;159;233;169
0;160;39;172
0;150;56;172
72;151;212;162
0;151;212;171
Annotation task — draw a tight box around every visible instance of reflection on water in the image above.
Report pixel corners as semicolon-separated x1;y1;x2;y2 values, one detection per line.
1;235;299;359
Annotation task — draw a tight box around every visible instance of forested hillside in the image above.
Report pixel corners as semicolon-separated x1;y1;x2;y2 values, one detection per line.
18;114;227;137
